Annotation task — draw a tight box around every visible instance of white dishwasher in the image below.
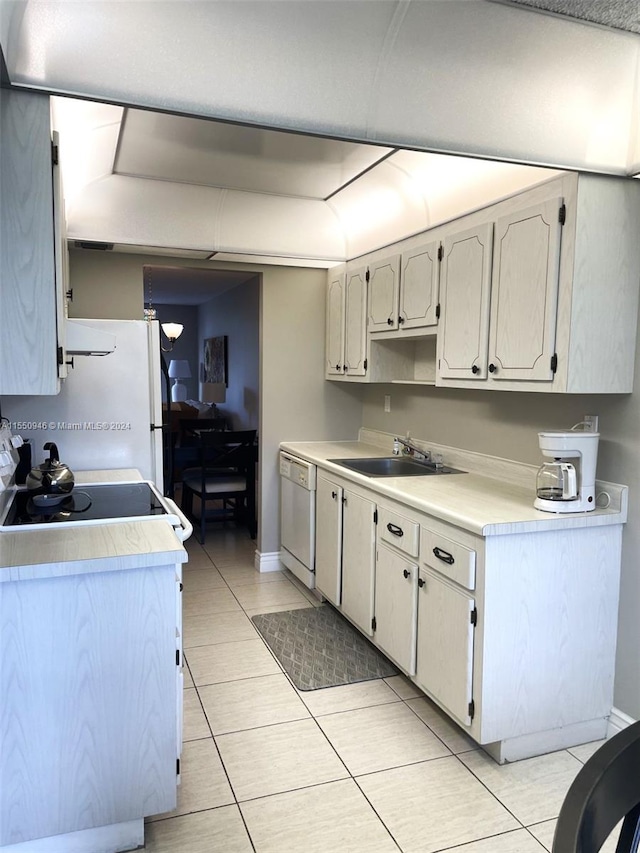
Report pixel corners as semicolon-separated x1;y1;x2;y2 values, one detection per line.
279;451;316;589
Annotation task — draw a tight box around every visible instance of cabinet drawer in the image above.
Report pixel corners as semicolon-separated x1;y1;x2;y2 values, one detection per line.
421;527;476;590
379;507;419;557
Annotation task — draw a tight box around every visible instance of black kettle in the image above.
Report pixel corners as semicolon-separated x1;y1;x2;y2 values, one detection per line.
26;442;75;504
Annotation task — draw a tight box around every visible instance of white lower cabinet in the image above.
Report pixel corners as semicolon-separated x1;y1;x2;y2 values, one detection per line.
0;561;182;847
312;464;623;762
341;489;376;636
315;474;376;634
315;475;344;606
416;569;475;726
374;543;418;674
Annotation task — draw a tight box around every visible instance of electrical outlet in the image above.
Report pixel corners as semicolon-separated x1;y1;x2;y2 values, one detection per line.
583;414;599;433
384;395;391;413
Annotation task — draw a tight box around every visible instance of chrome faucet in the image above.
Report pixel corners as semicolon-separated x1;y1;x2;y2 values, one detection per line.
393;437;432;463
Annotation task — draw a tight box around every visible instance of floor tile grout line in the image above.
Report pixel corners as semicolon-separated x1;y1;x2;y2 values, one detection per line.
449;750;535;833
181;535;567;850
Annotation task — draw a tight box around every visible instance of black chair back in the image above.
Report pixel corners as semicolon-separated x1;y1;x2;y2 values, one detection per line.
179;417;227;446
553;721;640;852
197;429;257;472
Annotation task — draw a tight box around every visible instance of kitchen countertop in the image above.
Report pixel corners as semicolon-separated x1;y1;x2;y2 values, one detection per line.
0;469;187;579
281;440;628;536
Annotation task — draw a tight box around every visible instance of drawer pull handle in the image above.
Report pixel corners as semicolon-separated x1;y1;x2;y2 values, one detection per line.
331;491;337;499
387;522;404;537
418;577;425;588
403;568;410;579
433;546;455;565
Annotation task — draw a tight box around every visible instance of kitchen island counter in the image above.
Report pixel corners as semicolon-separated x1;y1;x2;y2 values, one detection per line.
0;468;189;579
281;437;627;536
0;469;186;852
0;517;187;580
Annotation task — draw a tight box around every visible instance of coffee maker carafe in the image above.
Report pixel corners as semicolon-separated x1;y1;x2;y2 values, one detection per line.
534;430;599;513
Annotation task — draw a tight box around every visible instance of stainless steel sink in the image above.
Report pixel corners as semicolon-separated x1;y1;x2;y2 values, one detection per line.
329;457;466;477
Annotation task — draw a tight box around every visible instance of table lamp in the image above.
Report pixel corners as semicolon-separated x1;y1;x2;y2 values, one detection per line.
168;359;191;402
201;382;226;404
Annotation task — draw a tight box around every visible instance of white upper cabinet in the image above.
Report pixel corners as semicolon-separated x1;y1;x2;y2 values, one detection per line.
399;241;440;331
325;263;368;379
487;197;562;382
436;173;640;393
368;244;440;337
344;266;368;376
437;223;493;380
325;265;346;377
367;254;400;332
0;90;68;395
325;172;640;393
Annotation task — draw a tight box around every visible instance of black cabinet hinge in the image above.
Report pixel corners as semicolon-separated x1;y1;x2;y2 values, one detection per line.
176;649;180;666
558;203;566;225
176;758;180;775
51;141;59;165
373;509;378;524
435;303;441;320
365;269;370;283
57;346;64;365
437;244;443;262
363;358;368;371
470;607;477;626
371;616;377;632
468;700;475;720
551;353;558;374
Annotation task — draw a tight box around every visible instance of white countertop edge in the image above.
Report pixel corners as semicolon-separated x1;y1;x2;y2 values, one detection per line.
0;519;188;577
280;440;627;536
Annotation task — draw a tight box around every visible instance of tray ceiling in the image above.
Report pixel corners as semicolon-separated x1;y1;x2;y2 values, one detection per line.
115;111;393;200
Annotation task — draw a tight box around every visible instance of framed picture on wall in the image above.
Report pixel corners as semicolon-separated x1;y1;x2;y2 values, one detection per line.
203;335;228;386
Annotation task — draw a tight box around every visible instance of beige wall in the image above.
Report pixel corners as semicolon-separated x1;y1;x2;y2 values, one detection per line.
259;265;363;554
68;251;363;556
361;339;640;719
198;277;260;431
68;250;145;319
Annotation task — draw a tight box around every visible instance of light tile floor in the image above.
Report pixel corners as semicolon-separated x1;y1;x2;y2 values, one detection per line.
144;528;620;853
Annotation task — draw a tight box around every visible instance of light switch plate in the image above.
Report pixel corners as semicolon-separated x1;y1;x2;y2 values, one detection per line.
384;395;391;413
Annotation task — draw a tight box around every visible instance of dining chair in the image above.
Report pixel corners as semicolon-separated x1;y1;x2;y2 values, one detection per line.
180;429;257;543
553;720;640;852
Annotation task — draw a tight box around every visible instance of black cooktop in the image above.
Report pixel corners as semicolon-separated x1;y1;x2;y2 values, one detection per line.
3;483;166;527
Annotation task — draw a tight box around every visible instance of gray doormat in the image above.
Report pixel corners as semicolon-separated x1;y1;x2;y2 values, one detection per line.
251;605;398;691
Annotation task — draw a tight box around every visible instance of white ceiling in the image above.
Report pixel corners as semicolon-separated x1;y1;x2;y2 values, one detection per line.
53;96;559;263
2;0;639;273
115;111;393;200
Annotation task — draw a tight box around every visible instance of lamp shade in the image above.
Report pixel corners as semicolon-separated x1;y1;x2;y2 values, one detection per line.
201;382;226;403
161;322;183;342
168;359;191;379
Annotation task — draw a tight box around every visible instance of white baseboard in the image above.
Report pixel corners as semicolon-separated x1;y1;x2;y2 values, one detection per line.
607;706;636;737
0;819;144;853
254;550;284;573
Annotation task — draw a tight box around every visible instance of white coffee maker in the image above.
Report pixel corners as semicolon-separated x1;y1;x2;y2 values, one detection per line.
534;430;599;513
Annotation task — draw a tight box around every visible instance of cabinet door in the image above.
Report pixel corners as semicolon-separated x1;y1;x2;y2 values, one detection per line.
368;255;400;333
341;489;376;635
326;267;346;376
0;89;61;395
344;267;368;376
374;544;418;674
416;569;476;726
315;476;343;605
400;241;440;331
437;222;493;381
52;131;69;382
487;197;563;382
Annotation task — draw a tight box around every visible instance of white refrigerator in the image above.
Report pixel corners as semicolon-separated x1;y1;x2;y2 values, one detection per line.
3;320;165;489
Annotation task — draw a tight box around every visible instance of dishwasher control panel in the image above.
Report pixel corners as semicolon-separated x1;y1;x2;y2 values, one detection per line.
279;452;316;490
